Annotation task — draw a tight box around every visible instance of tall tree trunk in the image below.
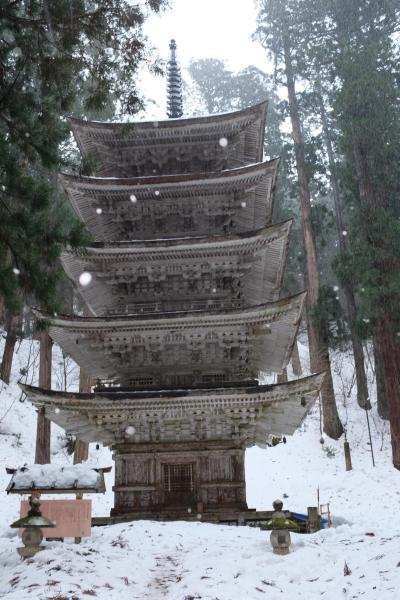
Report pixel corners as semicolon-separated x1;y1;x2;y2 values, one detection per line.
377;321;400;468
73;302;92;464
74;440;89;464
353;142;400;466
291;339;302;376
58;278;74;315
277;368;288;384
0;313;20;385
316;84;370;410
0;251;11;326
73;367;91;464
373;337;389;419
283;35;343;439
0;293;5;326
35;331;52;464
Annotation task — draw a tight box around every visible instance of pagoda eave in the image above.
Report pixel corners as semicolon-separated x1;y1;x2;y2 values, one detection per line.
60;158;279;190
60;159;279;241
61;220;292;315
20;372;324;447
33;293;306;387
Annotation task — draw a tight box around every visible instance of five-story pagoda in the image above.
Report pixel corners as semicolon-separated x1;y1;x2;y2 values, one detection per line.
22;43;323;519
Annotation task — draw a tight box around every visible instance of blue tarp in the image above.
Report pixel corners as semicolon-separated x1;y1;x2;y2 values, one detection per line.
291;511;328;528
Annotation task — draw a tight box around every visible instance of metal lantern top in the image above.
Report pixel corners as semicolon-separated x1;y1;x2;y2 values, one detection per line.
10;497;55;529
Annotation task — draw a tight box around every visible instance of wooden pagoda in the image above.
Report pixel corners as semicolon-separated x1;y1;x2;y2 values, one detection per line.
22;100;324;519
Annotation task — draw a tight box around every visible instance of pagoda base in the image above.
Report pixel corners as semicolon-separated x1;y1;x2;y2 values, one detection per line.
111;441;248;517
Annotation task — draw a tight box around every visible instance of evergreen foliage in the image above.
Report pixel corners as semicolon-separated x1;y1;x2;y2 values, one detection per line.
255;0;400;459
255;0;400;335
0;0;167;314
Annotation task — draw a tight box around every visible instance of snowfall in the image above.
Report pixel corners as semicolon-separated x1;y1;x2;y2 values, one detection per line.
0;336;399;600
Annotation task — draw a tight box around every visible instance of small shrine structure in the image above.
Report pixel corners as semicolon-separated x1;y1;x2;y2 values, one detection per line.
22;42;323;520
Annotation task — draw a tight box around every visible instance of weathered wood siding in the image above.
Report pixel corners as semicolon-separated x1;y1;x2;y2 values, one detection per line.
112;443;247;516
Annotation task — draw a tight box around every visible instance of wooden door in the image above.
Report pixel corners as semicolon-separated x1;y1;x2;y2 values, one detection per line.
162;463;195;507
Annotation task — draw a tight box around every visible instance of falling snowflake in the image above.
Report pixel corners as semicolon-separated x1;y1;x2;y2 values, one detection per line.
212;288;217;293
240;201;247;208
333;285;339;292
96;207;102;215
154;190;160;196
342;230;348;236
79;271;92;286
219;137;228;148
363;318;370;323
125;426;136;436
55;408;60;414
130;194;137;203
12;267;20;275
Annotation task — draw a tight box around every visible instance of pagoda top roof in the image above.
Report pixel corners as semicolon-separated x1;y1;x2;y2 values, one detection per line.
69;100;267;135
20;372;324;447
68;102;268;178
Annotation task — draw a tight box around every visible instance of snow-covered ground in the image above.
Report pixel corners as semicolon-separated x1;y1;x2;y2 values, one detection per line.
0;336;399;600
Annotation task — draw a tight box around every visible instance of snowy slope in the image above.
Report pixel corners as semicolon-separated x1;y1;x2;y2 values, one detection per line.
0;335;399;600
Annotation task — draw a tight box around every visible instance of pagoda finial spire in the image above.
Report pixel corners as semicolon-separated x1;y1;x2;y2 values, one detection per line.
166;39;183;119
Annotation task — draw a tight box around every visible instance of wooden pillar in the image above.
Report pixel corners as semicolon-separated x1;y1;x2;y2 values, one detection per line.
307;506;320;533
73;368;91;464
344;440;352;471
35;331;52;464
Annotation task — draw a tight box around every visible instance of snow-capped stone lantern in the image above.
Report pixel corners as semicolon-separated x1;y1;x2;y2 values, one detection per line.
10;496;55;559
268;499;298;555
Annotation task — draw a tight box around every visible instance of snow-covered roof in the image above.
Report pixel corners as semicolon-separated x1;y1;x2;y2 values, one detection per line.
6;464;110;494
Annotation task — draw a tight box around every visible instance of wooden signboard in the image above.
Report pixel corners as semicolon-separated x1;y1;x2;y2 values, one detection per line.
20;499;92;538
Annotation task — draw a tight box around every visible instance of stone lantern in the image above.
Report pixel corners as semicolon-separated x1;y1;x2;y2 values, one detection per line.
267;499;298;555
11;496;55;559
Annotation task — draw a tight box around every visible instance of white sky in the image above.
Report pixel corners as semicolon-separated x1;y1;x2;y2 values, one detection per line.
141;0;267;118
